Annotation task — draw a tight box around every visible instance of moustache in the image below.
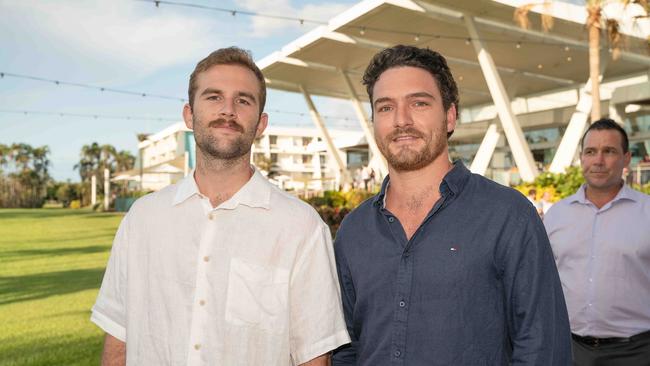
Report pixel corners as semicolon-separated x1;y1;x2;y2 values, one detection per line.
208;118;244;133
386;127;425;141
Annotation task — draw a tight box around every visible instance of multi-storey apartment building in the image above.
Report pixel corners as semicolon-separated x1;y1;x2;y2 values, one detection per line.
122;122;368;192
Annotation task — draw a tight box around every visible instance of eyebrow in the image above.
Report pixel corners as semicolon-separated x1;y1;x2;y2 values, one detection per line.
200;88;257;103
373;92;436;107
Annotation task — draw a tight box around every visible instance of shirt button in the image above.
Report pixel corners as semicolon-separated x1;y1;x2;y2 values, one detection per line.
199;300;206;306
208;213;214;220
388;217;395;223
203;256;210;262
589;278;593;283
194;344;201;350
394;350;401;357
399;300;406;307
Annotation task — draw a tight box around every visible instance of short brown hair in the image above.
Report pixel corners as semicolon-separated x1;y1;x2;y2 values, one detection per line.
188;47;266;114
362;45;459;138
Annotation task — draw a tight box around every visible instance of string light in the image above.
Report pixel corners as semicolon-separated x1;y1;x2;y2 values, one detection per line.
516;41;521;49
0;109;179;122
0;108;362;125
0;72;187;102
414;34;420;42
138;0;326;27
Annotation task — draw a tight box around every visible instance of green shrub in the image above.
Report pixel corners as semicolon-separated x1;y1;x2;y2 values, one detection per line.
515;166;585;201
304;189;376;236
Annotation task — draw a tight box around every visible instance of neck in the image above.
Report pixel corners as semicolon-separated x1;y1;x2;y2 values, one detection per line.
386;153;453;210
194;150;253;207
585;181;623;209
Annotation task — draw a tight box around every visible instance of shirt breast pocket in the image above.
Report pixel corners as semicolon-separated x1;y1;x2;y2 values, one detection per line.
225;258;290;334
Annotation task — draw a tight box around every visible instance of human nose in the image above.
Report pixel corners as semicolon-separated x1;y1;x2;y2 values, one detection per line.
394;102;413;128
219;97;236;118
594;151;605;165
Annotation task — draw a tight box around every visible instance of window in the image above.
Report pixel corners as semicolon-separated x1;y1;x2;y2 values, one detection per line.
269;135;277;146
302;155;312;164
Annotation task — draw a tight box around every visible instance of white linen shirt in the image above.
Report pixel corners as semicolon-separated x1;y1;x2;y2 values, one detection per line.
91;169;350;365
544;184;650;338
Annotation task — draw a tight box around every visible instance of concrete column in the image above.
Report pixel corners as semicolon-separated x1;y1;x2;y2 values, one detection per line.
300;85;350;185
103;168;110;210
91;175;97;206
464;15;538;182
340;71;388;177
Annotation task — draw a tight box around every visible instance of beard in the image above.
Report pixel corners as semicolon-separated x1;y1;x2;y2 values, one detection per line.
193;116;259;161
376;123;447;172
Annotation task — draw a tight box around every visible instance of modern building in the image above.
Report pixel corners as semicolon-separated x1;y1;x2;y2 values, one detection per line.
257;0;650;186
116;122;368;192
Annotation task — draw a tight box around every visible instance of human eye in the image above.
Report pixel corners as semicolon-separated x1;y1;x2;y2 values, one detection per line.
206;94;221;101
377;105;392;113
237;98;251;106
413;100;429;107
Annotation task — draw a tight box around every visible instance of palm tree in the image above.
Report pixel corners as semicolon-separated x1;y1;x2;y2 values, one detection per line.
0;143;9;174
114;150;136;172
515;0;650;122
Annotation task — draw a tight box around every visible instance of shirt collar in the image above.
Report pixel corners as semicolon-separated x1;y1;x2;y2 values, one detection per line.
372;160;470;208
570;183;637;205
172;167;271;210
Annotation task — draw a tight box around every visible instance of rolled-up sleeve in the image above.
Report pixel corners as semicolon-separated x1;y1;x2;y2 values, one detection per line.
289;221;350;364
499;208;572;365
90;213;130;342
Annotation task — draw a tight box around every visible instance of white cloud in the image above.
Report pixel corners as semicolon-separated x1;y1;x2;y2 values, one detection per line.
238;0;350;37
0;0;223;76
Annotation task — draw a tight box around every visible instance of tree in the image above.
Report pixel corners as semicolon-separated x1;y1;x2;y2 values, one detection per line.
515;0;650;122
0;143;51;208
74;142;136;204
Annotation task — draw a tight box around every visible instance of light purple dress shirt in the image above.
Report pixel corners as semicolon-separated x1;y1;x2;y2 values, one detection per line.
544;184;650;338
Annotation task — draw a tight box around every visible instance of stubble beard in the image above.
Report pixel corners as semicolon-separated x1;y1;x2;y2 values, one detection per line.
377;123;447;172
193;116;258;163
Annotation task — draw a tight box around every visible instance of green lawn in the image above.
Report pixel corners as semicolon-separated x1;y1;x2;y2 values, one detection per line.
0;208;124;366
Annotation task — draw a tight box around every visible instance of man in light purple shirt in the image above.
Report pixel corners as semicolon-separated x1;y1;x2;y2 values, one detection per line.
544;118;650;366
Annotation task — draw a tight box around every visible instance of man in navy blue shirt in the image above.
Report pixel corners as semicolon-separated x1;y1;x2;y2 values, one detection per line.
331;45;571;365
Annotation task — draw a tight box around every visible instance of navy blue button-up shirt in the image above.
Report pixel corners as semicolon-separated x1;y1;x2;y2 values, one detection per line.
332;162;571;365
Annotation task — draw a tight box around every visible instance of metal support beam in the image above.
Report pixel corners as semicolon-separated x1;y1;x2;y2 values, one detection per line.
470;74;522;175
300;85;350;185
340;71;388;177
464;15;539;182
549;55;609;173
470;123;501;175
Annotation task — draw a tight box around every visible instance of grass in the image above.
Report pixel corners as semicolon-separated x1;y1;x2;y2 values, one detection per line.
0;208;124;366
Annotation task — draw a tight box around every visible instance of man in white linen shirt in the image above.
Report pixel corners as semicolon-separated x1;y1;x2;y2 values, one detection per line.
544;118;650;366
91;47;350;366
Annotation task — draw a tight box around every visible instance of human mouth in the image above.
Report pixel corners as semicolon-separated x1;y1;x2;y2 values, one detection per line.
393;135;419;142
209;119;244;133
